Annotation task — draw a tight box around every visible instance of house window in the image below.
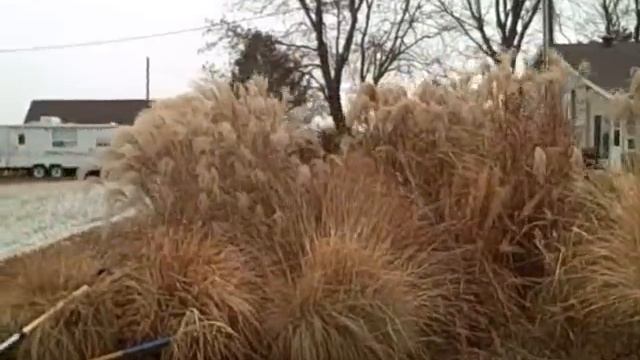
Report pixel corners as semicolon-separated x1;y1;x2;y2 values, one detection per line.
52;128;78;148
594;115;602;156
614;129;621;146
629;138;636;150
570;89;576;119
96;137;110;147
17;133;25;145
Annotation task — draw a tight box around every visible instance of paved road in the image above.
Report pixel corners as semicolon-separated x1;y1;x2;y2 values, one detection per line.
0;181;129;260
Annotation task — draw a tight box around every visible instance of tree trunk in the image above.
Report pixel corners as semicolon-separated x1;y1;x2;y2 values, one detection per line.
326;84;347;133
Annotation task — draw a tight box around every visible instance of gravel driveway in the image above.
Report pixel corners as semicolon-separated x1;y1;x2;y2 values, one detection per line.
0;180;134;260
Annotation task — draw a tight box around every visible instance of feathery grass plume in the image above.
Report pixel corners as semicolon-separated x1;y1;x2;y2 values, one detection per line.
102;77;329;281
574;173;640;317
103;77;324;226
309;151;460;305
131;225;264;360
553;69;640;350
263;237;422;360
310;153;417;247
256;152;462;358
346;55;585;355
516;171;640;360
19;225;263;360
347;83;409;131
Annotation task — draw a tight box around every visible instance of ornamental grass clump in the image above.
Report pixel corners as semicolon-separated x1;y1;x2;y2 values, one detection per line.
18;224;263;360
346;55;586;356
103;78;324;227
262;237;423;360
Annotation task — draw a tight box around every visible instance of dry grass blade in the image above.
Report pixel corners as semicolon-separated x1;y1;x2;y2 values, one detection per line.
263;237;422;360
15;225;263;360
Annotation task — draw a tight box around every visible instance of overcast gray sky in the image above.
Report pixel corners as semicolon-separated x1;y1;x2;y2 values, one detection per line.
0;0;566;125
0;0;230;124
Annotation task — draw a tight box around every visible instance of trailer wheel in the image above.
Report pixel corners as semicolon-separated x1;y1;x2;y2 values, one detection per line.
50;165;64;179
31;165;47;179
84;169;101;179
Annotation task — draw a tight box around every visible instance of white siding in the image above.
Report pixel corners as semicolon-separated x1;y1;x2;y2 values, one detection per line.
565;72;640;170
0;124;119;170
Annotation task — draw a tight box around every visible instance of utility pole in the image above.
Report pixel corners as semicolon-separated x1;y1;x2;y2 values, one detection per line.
542;0;550;70
548;0;555;46
145;56;150;101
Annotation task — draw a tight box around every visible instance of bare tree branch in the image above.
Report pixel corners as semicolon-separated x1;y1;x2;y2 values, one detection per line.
436;0;542;69
206;0;447;132
556;0;635;43
355;0;451;84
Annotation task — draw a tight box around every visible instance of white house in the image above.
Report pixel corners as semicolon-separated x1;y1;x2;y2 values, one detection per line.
553;38;640;170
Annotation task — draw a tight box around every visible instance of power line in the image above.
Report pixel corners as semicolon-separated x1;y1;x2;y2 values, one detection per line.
0;26;208;53
0;10;298;54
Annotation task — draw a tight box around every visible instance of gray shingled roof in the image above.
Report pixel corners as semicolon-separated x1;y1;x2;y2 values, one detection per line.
24;99;151;125
553;41;640;92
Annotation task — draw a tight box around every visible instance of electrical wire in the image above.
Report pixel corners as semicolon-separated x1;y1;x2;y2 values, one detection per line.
0;26;208;53
0;10;298;54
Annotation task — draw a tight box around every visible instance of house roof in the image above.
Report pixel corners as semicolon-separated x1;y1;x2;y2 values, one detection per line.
24;99;151;125
552;41;640;92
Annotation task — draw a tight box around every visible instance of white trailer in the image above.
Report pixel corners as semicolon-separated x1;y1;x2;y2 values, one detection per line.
0;121;119;179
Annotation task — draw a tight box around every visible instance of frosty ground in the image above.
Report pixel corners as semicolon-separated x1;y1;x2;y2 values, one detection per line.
0;180;132;261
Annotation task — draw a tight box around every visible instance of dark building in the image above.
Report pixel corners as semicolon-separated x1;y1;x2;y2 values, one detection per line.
23;99;152;125
552;40;640;92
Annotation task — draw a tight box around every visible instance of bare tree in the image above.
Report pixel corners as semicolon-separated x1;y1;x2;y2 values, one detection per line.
356;0;443;85
435;0;542;69
600;0;633;39
557;0;634;43
205;0;443;133
296;0;367;133
602;0;623;35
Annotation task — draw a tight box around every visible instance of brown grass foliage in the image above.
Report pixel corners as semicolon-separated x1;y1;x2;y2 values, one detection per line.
263;237;420;360
103;79;322;226
0;243;101;337
346;59;586;356
6;58;640;359
16;225;263;360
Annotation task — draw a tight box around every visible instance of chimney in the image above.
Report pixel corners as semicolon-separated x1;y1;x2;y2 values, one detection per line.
602;34;614;47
